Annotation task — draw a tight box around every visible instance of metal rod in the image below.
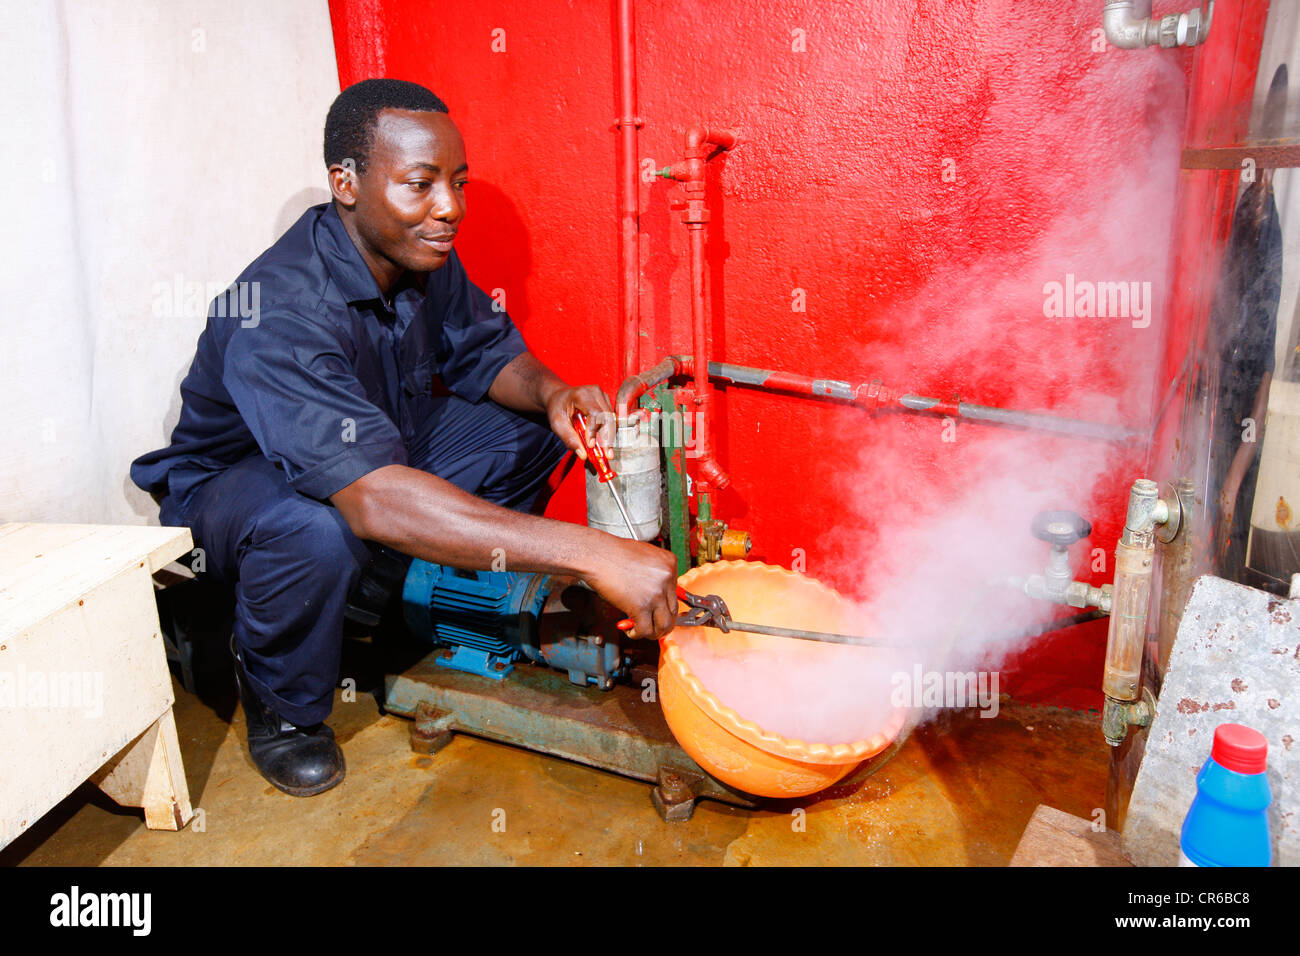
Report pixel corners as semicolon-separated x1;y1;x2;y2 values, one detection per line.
718;619;891;647
720;607;1105;648
608;482;638;539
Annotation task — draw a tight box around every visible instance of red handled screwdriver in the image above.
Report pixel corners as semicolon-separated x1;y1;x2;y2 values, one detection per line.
573;411;639;539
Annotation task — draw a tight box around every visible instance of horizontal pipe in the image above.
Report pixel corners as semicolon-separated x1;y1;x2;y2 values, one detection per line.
616;356;1142;444
898;395;1142;443
710;361;859;401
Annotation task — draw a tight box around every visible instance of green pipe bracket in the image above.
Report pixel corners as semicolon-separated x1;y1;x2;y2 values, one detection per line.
644;384;692;575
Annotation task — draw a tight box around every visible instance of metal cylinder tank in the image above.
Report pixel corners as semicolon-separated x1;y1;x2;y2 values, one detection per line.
586;420;661;540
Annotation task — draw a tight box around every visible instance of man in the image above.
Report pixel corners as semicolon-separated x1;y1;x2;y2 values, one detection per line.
132;79;678;797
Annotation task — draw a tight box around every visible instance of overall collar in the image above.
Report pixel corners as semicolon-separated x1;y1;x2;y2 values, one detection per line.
317;201;389;306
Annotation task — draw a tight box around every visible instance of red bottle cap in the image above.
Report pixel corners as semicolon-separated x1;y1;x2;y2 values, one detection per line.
1210;723;1268;775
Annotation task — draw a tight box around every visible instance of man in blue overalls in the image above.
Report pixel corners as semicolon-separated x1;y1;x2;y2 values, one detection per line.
132;79;678;796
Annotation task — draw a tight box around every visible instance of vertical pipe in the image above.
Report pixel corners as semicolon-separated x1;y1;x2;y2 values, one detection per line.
678;127;735;493
688;220;712;495
617;0;640;380
1103;543;1154;702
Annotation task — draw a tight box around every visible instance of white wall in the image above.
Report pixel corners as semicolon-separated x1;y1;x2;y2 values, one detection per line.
0;0;339;525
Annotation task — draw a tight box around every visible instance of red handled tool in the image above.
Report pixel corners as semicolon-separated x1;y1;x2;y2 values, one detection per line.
572;410;639;539
617;586;886;646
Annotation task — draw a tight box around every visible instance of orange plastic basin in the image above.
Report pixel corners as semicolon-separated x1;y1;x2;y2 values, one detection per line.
659;561;908;798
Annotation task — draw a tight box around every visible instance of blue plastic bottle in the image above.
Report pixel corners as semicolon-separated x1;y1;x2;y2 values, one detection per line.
1179;723;1272;866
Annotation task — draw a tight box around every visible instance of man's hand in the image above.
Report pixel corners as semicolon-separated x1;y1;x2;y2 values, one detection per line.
583;536;680;639
545;384;616;461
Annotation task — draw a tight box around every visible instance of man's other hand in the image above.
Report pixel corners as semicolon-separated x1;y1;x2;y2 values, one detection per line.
545;384;616;460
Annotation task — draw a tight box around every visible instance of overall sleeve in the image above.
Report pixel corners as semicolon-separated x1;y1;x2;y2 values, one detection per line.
422;250;528;403
222;308;408;500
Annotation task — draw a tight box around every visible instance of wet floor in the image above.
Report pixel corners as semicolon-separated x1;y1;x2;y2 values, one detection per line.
1;642;1109;866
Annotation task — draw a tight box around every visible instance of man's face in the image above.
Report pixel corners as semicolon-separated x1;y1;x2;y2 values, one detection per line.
345;109;468;277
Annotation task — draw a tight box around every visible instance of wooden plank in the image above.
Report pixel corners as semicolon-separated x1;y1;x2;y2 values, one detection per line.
1009;804;1133;867
1181;142;1300;170
0;523;191;642
91;710;193;831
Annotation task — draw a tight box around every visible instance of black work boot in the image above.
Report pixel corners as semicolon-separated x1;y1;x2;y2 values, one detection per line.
231;639;345;797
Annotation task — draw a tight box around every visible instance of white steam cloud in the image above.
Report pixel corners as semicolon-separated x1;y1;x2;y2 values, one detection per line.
678;51;1188;745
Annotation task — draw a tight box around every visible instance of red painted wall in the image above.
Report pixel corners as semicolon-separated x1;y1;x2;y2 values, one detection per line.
327;0;1207;708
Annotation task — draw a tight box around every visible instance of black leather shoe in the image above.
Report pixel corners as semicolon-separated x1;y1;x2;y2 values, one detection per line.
231;640;345;797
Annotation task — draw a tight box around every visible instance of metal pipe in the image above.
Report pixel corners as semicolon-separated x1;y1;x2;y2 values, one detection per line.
616;355;690;419
616;0;641;380
1101;478;1172;746
898;395;1142;443
688;221;724;493
1102;0;1211;50
617;356;1142;444
1020;574;1114;614
656;128;740;493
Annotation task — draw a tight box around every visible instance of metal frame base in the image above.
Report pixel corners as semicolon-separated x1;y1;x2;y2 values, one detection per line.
383;654;760;821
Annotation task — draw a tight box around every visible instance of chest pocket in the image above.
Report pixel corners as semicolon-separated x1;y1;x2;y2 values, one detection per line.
403;357;452;405
398;308;449;401
403;356;435;398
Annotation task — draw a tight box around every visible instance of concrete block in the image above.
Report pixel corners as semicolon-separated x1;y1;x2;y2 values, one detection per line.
1124;575;1298;866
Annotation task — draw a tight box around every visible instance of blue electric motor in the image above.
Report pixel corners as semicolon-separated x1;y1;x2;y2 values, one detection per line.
400;559;626;689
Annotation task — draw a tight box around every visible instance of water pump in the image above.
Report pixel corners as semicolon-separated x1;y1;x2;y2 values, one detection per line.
399;560;627;690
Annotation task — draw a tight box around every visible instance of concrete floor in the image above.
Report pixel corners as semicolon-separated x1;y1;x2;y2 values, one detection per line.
2;641;1110;866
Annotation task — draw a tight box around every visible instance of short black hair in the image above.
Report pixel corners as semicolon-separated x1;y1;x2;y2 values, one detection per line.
323;78;449;173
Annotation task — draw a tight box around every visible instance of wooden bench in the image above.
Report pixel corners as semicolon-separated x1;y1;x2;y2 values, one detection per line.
0;523;195;847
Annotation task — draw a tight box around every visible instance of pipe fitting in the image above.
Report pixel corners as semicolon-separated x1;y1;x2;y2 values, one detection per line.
1022;575;1113;613
616;355;693;421
1102;686;1156;746
695;450;732;491
1066;580;1113;614
1102;0;1211;50
1120;478;1165;546
686;127;740;153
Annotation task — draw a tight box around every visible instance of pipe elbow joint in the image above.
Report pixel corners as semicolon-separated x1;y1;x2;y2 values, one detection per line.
1103;1;1160;48
686;126;741;155
1103;0;1211;50
697;456;732;491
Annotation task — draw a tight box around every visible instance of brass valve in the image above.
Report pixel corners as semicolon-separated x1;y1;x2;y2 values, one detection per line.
696;520;752;563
